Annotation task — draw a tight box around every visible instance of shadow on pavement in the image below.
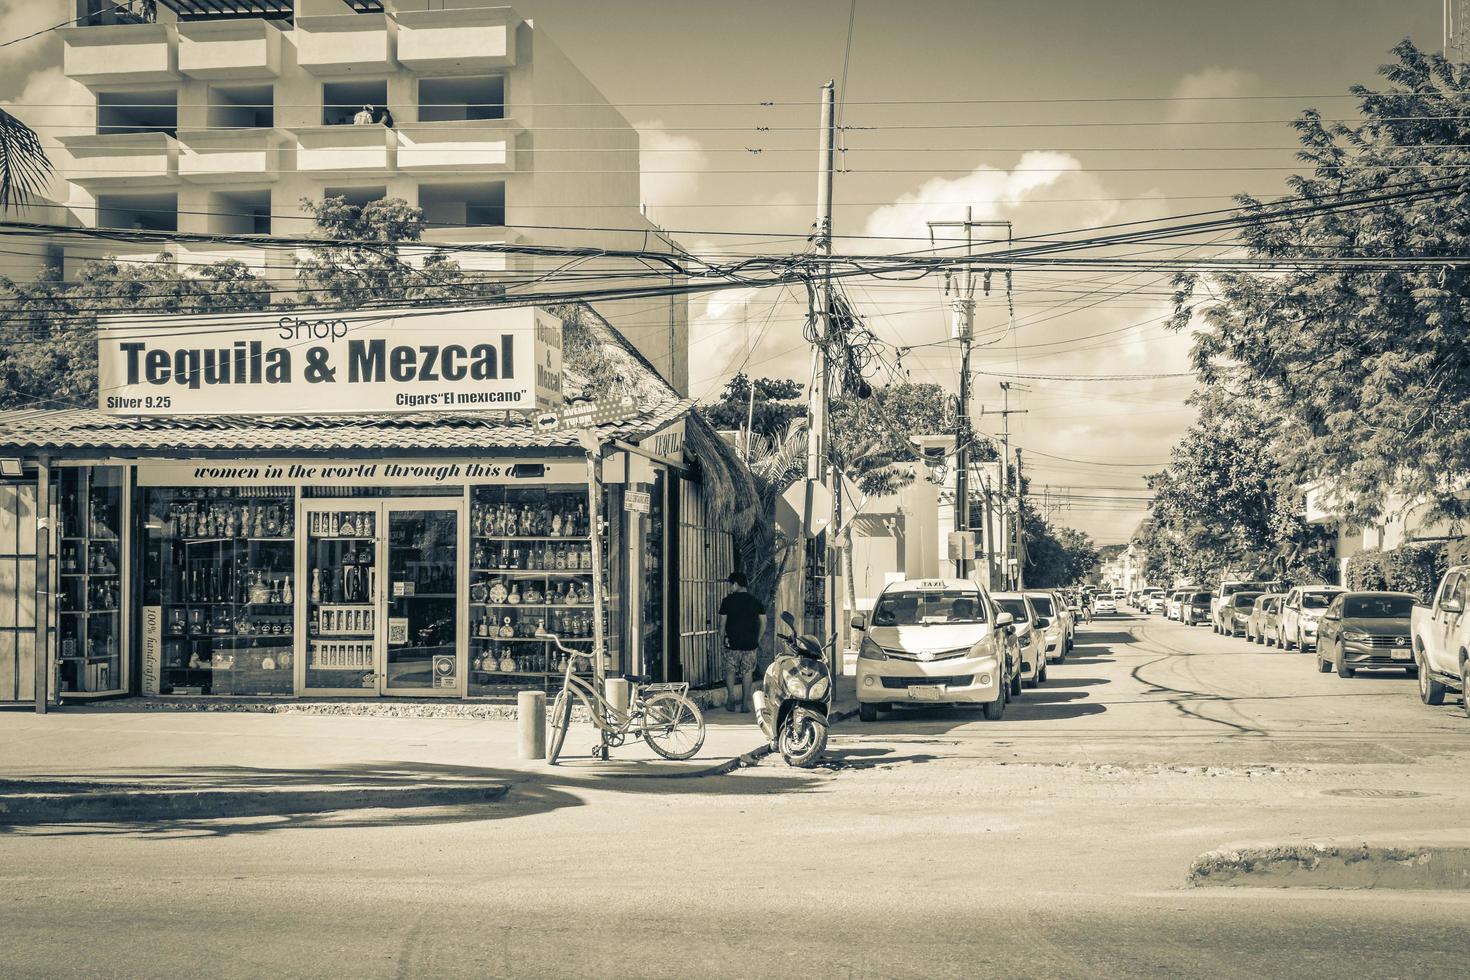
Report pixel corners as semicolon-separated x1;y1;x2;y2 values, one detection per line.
0;760;820;840
817;748;938;772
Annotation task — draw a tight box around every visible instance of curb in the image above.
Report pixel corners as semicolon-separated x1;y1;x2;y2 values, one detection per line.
1188;841;1470;891
0;782;509;826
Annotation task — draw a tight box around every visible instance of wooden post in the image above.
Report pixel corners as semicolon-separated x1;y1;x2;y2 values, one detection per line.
34;455;50;714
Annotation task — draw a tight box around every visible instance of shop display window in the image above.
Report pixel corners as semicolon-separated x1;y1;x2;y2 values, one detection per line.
304;508;378;692
141;486;296;696
467;484;619;696
57;468;124;695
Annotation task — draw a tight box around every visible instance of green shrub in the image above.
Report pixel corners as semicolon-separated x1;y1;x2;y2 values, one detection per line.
1344;550;1389;591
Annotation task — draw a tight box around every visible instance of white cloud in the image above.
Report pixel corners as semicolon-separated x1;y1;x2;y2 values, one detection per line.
635;119;708;223
1166;66;1260;124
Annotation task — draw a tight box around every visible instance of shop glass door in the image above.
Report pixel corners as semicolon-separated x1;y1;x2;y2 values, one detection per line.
302;504;380;694
382;503;462;696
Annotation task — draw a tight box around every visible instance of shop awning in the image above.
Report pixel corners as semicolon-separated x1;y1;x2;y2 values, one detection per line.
0;400;691;458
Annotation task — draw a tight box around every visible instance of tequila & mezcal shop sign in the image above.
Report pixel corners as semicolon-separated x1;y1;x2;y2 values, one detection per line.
97;305;563;416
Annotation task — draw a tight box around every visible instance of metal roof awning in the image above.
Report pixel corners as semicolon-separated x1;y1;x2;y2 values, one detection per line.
0;401;693;459
159;0;295;19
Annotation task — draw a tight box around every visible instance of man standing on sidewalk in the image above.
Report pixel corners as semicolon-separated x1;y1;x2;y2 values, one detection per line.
718;571;766;713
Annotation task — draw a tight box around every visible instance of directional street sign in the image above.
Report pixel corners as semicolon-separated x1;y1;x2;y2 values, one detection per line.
534;395;637;434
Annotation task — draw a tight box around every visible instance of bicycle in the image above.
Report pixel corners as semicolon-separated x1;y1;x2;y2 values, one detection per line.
542;633;706;765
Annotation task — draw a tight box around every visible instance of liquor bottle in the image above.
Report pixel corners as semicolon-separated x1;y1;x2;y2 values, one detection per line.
310;568;321;604
281;576;293;604
328;512;339;537
282;506;294;537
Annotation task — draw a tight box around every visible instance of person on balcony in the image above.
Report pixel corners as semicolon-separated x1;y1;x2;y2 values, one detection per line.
353;105;375;126
378;107;395;129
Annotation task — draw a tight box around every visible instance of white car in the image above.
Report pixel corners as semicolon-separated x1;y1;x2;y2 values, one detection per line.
993;593;1049;687
852;579;1018;722
1094;594;1118;615
1025;591;1070;662
1146;591;1167;615
1279;585;1346;651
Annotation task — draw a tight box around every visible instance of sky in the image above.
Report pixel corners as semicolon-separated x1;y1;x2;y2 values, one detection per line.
0;0;1450;543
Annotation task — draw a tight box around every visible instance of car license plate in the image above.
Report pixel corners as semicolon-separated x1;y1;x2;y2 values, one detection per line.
909;685;943;700
1392;648;1412;661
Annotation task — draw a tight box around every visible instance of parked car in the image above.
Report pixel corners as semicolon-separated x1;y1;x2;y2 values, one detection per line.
1410;568;1470;715
1026;591;1070;662
1316;591;1416;678
994;592;1049;688
1279;586;1347;651
1223;591;1265;637
1050;590;1077;650
1167;590;1188;621
1145;589;1167;615
853;579;1018;721
1094;593;1118;615
1245;594;1282;644
1211;581;1275;634
1182;591;1212;626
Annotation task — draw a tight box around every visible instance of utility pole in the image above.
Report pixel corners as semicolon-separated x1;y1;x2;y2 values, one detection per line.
992;382;1028;588
926;216;1011;582
807;80;838;665
1448;0;1469;63
1014;448;1026;591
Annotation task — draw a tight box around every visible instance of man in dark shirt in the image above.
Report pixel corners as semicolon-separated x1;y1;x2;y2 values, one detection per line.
718;571;766;713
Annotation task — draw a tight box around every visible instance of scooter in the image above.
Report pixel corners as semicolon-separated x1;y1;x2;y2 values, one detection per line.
752;611;833;768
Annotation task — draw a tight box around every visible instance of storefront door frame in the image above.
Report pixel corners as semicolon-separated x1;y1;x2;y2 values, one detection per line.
380;498;467;698
297;497;467;699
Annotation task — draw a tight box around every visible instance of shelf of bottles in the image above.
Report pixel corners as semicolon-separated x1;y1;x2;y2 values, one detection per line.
305;509;378;692
142;487;296;696
57;468;124;694
467;486;612;695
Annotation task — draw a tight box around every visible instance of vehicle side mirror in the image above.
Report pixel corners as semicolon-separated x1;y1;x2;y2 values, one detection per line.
780;610;797;629
1324;612;1340;621
994;612;1015;629
850;612;867;632
1034;618;1045;629
1442;597;1464;614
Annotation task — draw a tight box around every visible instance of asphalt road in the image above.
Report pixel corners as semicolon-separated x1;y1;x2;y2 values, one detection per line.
4;610;1469;979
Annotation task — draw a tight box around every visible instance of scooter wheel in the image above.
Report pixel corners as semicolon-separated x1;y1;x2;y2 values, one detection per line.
780;710;828;768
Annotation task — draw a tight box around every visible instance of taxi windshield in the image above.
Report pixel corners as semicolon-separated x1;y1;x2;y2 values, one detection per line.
873;590;987;626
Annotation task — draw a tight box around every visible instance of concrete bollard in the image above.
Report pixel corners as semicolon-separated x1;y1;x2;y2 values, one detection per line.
604;677;631;713
518;690;546;760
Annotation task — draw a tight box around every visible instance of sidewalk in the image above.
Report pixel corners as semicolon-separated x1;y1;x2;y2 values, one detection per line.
0;674;856;824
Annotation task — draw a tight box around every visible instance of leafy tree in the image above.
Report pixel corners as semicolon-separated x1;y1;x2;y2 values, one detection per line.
829;381;995;497
1170;39;1470;525
292;196;491;307
0;258;272;410
1024;520;1101;588
0;196;495;409
1140;388;1334;585
698;373;807;445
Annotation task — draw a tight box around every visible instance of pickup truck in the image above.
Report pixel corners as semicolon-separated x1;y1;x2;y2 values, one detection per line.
1410;567;1470;715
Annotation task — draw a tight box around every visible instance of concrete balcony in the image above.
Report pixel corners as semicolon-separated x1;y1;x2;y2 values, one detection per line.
59;24;176;86
296;12;396;76
178;19;284;80
293;125;397;173
412;227;520;273
178;130;283;183
396;120;518;174
58;133;180;189
395;6;519;73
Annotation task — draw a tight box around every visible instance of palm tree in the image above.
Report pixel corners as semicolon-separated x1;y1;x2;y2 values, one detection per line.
0;108;53;212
